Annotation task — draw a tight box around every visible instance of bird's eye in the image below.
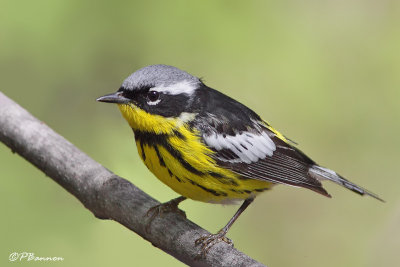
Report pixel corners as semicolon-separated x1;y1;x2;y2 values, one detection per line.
147;91;160;102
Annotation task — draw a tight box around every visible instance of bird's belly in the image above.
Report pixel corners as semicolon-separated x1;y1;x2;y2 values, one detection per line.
136;141;273;203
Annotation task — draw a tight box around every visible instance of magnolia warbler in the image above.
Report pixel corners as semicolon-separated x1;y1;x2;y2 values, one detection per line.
97;64;382;255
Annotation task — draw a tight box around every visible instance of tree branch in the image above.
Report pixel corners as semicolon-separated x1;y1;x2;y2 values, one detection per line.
0;92;265;267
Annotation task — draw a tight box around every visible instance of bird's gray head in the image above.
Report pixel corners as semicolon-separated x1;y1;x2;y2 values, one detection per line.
97;64;203;118
122;64;200;90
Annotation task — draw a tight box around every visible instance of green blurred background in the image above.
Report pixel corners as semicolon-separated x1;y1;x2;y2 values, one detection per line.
1;1;399;266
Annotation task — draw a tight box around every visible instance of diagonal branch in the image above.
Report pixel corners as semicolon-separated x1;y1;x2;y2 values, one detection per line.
0;92;265;267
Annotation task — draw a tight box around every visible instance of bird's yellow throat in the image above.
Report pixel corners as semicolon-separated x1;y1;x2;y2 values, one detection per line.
117;102;218;171
118;103;178;134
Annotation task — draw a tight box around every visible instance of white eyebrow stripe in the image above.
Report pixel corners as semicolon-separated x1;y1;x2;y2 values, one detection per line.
151;80;198;96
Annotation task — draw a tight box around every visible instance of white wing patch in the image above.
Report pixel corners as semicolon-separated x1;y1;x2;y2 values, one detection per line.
203;131;276;164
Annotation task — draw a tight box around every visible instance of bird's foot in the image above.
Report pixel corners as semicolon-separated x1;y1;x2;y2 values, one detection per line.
145;197;186;233
195;230;233;258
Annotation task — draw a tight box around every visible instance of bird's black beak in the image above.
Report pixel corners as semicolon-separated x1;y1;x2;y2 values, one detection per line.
96;92;130;104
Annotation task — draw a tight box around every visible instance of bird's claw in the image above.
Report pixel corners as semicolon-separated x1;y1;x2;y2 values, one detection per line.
195;230;233;258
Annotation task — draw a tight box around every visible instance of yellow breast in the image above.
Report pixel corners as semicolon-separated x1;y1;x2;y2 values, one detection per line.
118;103;273;203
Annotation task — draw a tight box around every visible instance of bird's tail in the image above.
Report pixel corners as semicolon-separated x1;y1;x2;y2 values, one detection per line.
309;165;384;202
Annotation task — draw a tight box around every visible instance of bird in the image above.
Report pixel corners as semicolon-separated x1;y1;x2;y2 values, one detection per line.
97;64;383;256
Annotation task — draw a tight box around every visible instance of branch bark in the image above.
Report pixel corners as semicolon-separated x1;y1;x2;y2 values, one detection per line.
0;92;265;267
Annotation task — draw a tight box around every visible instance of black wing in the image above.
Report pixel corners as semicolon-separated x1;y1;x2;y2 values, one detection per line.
190;85;330;197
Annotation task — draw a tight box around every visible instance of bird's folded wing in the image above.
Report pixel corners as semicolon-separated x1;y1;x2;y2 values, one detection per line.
199;118;330;197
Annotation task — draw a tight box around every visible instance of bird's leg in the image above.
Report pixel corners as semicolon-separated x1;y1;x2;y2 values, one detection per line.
195;197;254;258
145;196;187;233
